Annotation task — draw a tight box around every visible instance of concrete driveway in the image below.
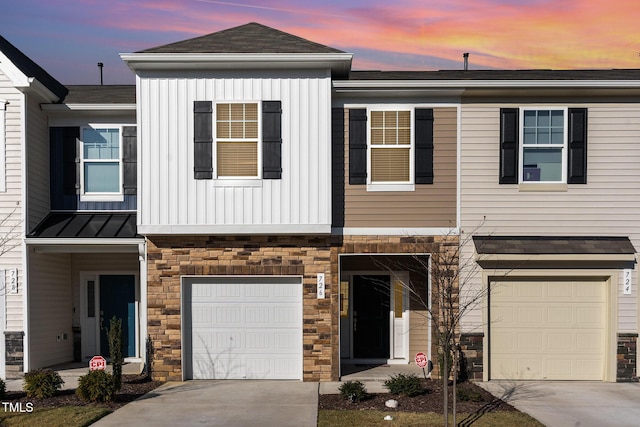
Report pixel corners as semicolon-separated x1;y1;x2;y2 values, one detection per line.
478;381;640;427
91;380;318;427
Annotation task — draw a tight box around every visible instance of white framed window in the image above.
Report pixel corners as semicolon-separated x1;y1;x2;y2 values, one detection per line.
520;107;567;183
80;125;123;201
215;102;260;179
368;108;414;191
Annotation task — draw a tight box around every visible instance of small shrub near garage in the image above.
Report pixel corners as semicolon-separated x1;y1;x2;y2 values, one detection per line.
0;378;5;400
383;373;425;397
23;369;64;398
338;380;369;402
457;385;486;403
76;370;117;402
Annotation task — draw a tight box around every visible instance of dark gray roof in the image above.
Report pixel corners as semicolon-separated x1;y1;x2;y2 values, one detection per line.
0;35;68;100
349;69;640;81
28;213;138;239
139;22;344;54
473;236;636;255
64;85;135;104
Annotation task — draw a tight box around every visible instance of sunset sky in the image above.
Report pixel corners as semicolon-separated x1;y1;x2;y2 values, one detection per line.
3;0;640;84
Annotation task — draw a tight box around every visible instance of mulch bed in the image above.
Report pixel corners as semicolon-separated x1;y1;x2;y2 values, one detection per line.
3;374;163;410
319;379;516;414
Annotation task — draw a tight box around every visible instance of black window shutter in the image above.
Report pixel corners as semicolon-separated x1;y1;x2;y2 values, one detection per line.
415;108;434;184
50;127;79;209
499;108;519;184
349;109;367;185
567;108;588;184
193;101;213;179
122;126;137;194
262;101;282;179
60;127;80;195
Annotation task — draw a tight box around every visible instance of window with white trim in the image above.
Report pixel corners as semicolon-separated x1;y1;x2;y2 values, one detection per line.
369;110;412;184
520;108;567;183
215;103;259;178
80;126;123;200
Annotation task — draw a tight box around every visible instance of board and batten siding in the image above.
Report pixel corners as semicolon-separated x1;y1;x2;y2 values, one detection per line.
342;107;457;228
0;69;25;332
28;252;73;369
137;70;332;233
459;103;640;332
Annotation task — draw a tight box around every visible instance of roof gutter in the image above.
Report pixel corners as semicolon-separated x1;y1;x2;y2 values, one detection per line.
120;52;353;77
333;79;640;90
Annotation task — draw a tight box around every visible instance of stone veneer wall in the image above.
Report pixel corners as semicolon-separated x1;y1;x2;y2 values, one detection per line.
459;332;483;381
617;333;638;382
5;331;24;379
146;233;456;382
146;235;336;382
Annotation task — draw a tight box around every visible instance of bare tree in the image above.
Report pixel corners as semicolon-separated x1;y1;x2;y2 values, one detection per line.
371;226;492;426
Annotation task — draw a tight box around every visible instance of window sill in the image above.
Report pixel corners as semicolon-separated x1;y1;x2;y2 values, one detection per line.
80;194;125;202
366;183;415;192
518;183;568;192
213;179;263;188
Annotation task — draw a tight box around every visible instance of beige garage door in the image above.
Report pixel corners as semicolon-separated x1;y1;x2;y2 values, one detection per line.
490;278;606;380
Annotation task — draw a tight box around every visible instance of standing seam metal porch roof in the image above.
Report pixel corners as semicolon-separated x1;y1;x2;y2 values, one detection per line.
28;213;139;239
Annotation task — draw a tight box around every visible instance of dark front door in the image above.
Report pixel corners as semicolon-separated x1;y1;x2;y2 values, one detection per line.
353;275;390;358
99;275;136;358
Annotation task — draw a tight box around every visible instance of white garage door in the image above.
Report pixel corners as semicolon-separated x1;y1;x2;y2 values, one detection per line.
490;278;606;380
184;276;302;380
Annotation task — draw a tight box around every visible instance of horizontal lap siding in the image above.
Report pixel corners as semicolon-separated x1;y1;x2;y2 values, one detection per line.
460;104;640;332
28;252;73;369
138;71;331;230
0;73;24;332
343;107;457;228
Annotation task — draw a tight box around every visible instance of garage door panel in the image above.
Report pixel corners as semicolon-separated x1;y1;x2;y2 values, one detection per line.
186;278;303;380
490;279;606;381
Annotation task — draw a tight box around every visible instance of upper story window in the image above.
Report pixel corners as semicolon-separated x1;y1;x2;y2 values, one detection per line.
370;110;412;184
348;107;434;191
81;126;123;201
521;108;566;183
499;107;587;186
216;103;259;178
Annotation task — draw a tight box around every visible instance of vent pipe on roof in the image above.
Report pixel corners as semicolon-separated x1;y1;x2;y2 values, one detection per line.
97;62;104;85
463;53;469;71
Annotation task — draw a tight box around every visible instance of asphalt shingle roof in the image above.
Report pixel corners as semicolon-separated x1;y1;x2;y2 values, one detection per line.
64;85;135;104
473;236;636;255
139;22;345;54
0;35;68;100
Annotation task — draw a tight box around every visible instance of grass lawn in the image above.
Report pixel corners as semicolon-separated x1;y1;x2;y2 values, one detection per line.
0;406;111;427
318;409;545;427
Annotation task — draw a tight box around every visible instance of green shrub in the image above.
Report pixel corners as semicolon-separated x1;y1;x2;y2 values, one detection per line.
0;378;6;400
23;369;64;398
108;316;123;390
76;370;117;402
383;373;425;397
457;386;485;403
338;380;369;402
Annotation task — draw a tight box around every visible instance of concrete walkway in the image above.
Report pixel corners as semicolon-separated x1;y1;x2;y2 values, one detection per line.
91;380;318;427
478;380;640;427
